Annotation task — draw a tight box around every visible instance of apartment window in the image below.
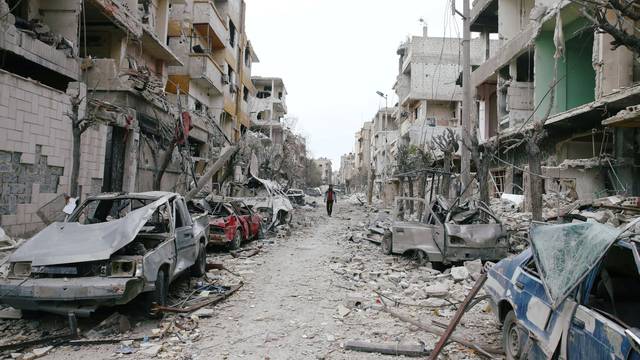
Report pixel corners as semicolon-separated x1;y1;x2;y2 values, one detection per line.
244;47;251;67
426;117;436;127
194;100;203;112
243;86;249;102
413;107;419;120
227;66;235;87
278;92;283;100
229;21;237;47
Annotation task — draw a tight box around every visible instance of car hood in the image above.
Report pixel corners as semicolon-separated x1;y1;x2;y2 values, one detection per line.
530;222;621;308
10;197;167;266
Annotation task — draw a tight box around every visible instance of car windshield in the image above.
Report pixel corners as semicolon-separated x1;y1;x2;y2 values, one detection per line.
530;222;621;307
70;198;152;224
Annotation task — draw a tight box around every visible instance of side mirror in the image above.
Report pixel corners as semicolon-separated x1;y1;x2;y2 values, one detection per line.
625;329;640;353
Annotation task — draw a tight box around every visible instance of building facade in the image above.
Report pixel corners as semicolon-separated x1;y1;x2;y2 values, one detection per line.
0;0;261;237
471;0;640;200
314;158;333;185
250;76;287;145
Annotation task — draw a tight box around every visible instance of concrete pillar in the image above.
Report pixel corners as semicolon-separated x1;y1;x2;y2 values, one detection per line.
122;128;139;193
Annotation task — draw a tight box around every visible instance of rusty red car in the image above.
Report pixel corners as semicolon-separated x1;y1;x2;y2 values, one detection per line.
188;197;263;249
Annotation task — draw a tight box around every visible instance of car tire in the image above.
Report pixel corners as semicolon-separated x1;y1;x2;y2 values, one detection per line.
503;310;528;360
414;250;429;266
144;269;168;319
381;231;392;255
190;242;206;277
228;230;242;250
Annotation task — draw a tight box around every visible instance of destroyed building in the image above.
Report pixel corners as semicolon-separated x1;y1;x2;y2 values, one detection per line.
393;26;495;155
314;157;333;185
0;0;265;238
249;76;287;146
472;0;640;201
353;121;373;190
337;152;356;192
371;107;398;196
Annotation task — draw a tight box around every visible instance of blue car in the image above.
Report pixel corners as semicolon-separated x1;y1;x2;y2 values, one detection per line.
484;222;640;359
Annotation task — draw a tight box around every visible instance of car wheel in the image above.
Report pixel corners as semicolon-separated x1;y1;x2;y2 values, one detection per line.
228;230;242;250
144;269;168;319
190;242;206;277
503;310;527;360
414;250;429;266
381;231;392;255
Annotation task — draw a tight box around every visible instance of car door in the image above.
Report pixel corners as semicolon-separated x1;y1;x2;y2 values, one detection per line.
568;243;640;360
173;198;196;275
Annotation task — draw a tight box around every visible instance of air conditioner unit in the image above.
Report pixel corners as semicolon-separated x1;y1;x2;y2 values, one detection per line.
222;74;229;84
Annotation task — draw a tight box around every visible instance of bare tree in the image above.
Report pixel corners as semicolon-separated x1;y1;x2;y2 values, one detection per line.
577;0;640;54
432;128;460;199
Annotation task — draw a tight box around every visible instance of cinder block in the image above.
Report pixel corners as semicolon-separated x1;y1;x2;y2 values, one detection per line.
0;214;17;226
19;153;36;164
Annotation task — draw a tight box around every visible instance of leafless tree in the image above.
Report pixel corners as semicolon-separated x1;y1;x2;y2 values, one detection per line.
432;128;460;199
576;0;640;54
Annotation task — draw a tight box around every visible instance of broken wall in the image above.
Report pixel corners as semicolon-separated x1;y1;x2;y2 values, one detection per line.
0;70;106;237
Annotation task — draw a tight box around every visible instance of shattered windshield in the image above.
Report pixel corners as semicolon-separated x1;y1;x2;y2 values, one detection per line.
70;198;151;224
530;222;621;307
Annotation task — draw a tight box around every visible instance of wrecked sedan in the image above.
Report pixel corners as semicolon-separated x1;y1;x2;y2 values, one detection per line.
383;196;508;265
0;192;208;317
189;197;263;249
229;176;293;229
485;222;640;359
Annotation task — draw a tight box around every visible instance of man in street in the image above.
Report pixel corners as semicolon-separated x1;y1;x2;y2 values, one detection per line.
324;185;337;217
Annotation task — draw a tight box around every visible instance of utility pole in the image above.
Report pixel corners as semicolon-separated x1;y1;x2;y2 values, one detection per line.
460;0;472;197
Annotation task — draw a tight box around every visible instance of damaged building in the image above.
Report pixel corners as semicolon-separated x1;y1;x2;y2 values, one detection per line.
471;0;640;201
0;0;265;237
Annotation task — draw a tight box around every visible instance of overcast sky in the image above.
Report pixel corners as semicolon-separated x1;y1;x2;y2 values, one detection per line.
245;0;461;168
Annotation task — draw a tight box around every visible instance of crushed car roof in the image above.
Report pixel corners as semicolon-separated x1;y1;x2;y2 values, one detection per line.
10;196;170;266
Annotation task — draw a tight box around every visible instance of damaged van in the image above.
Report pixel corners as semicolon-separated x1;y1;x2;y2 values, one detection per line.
383;196;508;265
0;192;208;317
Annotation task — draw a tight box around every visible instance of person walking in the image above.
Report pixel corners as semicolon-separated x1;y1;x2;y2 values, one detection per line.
324;185;337;217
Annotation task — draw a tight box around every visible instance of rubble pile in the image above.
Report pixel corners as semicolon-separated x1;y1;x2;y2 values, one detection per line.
330;211;501;358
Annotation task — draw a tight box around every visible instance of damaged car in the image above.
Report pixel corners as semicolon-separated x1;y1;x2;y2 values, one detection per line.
0;192;208;317
229;176;293;229
382;196;508;265
485;221;640;359
189;197;263;249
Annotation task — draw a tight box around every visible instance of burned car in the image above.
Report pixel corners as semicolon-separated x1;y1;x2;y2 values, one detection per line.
229;176;293;229
485;222;640;359
0;192;208;317
382;196;508;265
286;189;306;206
189;197;263;249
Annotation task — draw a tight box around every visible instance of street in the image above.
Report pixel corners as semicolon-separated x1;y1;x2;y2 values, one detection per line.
0;199;500;359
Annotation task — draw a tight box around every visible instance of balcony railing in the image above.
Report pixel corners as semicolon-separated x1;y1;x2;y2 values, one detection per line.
192;1;228;51
188;53;224;94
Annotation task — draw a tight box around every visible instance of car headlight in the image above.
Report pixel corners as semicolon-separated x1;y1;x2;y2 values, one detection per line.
11;262;32;278
110;260;138;277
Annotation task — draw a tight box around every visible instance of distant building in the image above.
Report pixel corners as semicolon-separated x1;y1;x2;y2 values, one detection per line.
314;158;333;185
250;76;287;145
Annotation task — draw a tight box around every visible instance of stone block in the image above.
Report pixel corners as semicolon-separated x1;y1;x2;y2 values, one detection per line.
19;153;35;165
0;214;17;226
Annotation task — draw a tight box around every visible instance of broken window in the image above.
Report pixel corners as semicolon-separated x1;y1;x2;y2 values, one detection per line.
530;222;621;307
244;47;251;67
229;20;236;47
426;117;436;127
243;86;249;102
194;100;203;112
516;50;534;82
587;244;640;328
